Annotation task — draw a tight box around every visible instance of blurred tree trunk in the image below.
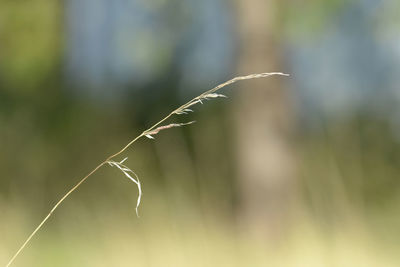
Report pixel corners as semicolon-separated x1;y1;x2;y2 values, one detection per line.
234;0;296;238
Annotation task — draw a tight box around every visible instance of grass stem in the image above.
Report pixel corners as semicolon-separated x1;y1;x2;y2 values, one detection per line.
5;72;288;267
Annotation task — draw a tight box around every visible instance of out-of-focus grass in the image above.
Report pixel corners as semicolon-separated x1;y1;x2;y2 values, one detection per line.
1;200;399;267
1;106;400;266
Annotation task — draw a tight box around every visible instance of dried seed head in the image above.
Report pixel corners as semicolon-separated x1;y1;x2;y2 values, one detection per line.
144;121;195;139
203;93;227;99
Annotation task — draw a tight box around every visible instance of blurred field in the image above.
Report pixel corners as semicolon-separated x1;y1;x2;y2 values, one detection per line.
2;0;400;266
1;206;399;267
1;109;400;266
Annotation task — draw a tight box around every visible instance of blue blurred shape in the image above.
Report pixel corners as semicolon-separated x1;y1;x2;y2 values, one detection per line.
65;0;234;99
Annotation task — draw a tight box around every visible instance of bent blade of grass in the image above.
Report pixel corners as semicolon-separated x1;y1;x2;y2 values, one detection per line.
107;158;142;217
5;72;289;267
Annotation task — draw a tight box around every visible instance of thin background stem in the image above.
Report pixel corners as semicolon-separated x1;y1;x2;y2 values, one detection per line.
5;72;288;267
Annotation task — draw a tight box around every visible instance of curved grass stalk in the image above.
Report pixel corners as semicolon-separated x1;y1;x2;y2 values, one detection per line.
5;72;288;267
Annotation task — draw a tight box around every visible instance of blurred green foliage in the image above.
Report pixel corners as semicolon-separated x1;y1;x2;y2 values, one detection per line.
1;0;400;266
282;0;349;37
0;0;61;94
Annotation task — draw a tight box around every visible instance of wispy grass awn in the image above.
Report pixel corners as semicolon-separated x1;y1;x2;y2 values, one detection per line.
6;72;289;267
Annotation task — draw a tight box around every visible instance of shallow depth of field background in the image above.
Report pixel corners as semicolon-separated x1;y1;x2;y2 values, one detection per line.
1;0;400;266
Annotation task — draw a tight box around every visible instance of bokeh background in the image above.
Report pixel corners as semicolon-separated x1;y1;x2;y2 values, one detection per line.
1;0;400;266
